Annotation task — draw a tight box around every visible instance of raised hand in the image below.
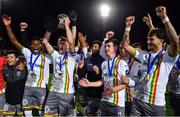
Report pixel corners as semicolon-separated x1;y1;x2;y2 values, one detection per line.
20;22;28;30
78;32;88;47
64;17;70;27
106;31;114;39
69;10;77;22
143;13;154;29
2;15;11;26
156;6;167;20
126;16;135;28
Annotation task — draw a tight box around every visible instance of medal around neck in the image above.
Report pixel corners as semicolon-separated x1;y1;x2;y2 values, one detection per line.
29;71;36;79
57;14;68;29
55;70;63;78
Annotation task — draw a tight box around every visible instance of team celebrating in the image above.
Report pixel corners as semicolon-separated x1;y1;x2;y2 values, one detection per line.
0;5;179;116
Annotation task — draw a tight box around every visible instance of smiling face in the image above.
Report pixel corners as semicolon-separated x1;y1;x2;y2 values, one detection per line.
57;37;68;54
30;39;42;54
92;43;100;55
147;35;163;51
105;39;119;58
7;53;18;66
147;28;165;52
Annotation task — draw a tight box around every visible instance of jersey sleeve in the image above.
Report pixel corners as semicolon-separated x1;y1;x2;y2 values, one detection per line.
118;60;129;77
21;47;31;59
51;49;59;58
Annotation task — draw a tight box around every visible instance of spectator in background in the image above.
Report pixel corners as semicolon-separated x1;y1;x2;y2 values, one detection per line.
78;40;104;116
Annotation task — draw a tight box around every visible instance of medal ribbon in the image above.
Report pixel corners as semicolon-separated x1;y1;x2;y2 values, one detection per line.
29;52;41;71
108;55;117;77
59;52;68;71
147;50;163;74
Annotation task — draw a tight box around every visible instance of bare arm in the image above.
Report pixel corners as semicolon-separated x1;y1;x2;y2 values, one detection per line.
72;26;77;40
112;83;126;92
121;16;136;57
20;22;30;48
2;15;23;51
42;39;54;54
44;31;52;42
79;78;103;87
156;6;179;57
69;10;77;40
102;83;126;96
65;18;75;54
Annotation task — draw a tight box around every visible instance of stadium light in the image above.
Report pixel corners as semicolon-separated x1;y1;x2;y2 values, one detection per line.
100;4;110;17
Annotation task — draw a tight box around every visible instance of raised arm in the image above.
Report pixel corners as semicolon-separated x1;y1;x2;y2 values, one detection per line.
42;38;54;54
78;32;89;57
156;6;179;57
20;22;30;48
43;31;52;42
2;15;23;51
69;10;77;40
64;17;75;54
100;31;115;60
121;16;136;56
42;30;53;54
143;13;155;30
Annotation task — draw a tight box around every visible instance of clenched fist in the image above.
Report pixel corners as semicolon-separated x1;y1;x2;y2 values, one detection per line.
126;16;135;27
156;6;167;20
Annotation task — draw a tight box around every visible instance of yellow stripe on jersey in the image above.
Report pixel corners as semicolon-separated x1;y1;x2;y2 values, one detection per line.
126;86;132;102
37;53;45;87
112;57;121;105
64;58;70;93
149;56;163;104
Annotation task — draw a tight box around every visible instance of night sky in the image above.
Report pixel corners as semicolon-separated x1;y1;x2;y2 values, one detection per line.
1;0;180;50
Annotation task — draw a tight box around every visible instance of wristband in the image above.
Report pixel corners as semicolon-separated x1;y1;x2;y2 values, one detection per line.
21;29;25;31
125;27;131;32
162;17;169;24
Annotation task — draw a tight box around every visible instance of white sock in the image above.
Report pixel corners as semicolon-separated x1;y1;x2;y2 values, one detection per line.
24;110;32;117
39;110;42;116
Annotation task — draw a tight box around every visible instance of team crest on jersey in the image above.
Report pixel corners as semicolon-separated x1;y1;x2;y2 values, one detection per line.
22;99;28;106
45;106;50;113
4;104;9;111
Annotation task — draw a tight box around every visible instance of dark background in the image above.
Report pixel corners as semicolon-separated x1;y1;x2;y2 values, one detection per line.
1;0;180;50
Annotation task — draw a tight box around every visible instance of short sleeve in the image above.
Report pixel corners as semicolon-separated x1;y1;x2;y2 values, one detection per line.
21;47;31;59
118;60;129;76
51;49;59;58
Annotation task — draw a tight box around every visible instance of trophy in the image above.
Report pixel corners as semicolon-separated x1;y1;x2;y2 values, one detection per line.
57;13;68;29
43;13;68;32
